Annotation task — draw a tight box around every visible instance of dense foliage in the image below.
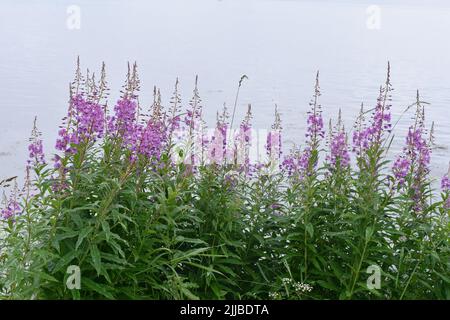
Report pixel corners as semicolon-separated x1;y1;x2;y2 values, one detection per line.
0;61;448;299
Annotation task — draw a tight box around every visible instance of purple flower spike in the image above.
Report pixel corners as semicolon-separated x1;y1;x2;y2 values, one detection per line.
27;117;46;168
327;131;350;171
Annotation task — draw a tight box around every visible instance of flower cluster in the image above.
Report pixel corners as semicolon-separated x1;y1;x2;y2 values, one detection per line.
167;79;182;141
405;127;431;175
28;140;45;165
72;94;105;141
207;108;229;165
281;278;313;296
282;148;309;179
28;118;46;168
353;65;393;159
137;120;165;161
392;156;411;186
268;292;282;300
182;78;209;166
266;106;282;165
282;72;323;179
368;91;392;144
1;198;20;220
305;73;325;148
108;98;138;146
1;178;21;220
55;128;77;155
305;112;325;144
184;77;202;132
442;175;450;191
353;92;392;157
392;94;430;179
233;104;252;170
293;282;313;294
441;165;450;209
55;94;106;168
352;104;368;155
327;118;350;171
391;93;432;212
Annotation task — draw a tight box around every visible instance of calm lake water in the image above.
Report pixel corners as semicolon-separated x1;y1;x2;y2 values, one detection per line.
1;0;450;181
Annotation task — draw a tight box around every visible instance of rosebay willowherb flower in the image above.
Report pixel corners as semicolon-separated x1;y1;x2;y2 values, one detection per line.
55;95;96;157
1;198;20;220
1;181;20;220
305;71;325;149
442;174;450;192
183;76;208;166
392;156;411;186
441;163;450;209
326;111;350;171
137;119;165;161
266;105;282;165
392;91;432;212
282;71;323;179
208;108;229;165
184;76;202;134
281;147;304;178
232;104;252;170
352;103;368;155
54;64;109;168
109;98;138;145
27;117;46;168
149;86;164;123
167;78;182;144
353;63;393;161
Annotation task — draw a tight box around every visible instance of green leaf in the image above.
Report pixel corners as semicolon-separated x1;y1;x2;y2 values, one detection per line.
180;286;199;300
75;226;92;250
317;280;338;291
90;245;102;275
52;251;78;274
305;223;314;238
38;272;59;283
171;247;209;264
101;220;111;241
82;278;115;299
365;226;374;241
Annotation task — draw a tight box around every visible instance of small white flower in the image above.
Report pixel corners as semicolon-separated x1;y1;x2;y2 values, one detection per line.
293;282;313;293
269;292;281;299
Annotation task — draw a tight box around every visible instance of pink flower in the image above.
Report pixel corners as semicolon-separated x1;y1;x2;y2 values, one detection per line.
441;170;450;209
208;126;227;164
27;117;46;168
137;120;166;161
1;198;20;220
282;72;322;178
109;98;138;145
441;175;450;191
392;156;411;186
233;105;253;170
327;131;350;171
266;105;282;164
55;94;105;167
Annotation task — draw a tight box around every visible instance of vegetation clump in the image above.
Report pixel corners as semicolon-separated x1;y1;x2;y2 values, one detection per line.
0;61;448;299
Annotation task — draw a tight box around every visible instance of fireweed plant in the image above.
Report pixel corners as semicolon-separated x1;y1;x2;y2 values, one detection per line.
0;61;448;300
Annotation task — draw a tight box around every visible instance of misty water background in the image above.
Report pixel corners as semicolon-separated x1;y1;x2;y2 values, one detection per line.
1;0;450;182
